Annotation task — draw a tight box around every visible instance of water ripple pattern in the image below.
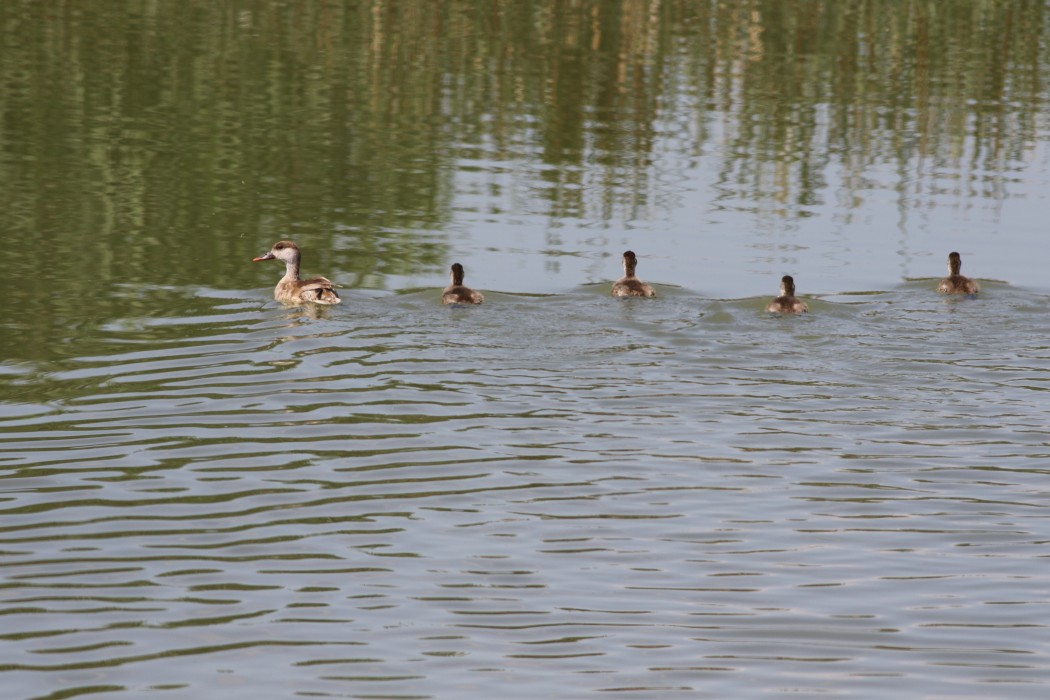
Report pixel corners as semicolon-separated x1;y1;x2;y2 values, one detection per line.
2;285;1050;698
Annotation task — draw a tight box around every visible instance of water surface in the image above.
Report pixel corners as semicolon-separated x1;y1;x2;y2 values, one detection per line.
2;2;1050;698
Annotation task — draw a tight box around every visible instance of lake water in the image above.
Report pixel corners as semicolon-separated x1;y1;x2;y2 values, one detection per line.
2;2;1050;698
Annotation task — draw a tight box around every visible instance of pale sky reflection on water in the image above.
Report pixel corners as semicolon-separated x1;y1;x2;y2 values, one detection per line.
389;135;1050;299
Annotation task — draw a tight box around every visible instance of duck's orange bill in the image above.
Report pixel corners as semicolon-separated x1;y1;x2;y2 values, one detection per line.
252;252;275;262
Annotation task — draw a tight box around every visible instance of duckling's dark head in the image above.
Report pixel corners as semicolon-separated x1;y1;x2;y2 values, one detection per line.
450;262;465;285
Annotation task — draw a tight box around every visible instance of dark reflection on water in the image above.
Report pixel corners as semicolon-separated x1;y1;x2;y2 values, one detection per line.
3;284;1050;697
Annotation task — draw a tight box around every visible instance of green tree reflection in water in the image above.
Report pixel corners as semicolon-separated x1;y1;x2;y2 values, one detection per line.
0;1;1044;360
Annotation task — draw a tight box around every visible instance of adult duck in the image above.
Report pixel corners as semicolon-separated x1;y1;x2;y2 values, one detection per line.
252;240;340;305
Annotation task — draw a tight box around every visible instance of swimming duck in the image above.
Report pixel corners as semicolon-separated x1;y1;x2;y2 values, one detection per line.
252;240;341;305
442;263;484;304
766;275;808;314
611;250;656;297
937;251;980;295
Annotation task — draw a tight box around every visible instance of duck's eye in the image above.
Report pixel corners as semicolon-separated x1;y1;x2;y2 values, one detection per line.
275;243;285;250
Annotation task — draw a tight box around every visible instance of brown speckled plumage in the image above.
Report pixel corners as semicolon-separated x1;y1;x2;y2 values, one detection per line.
253;240;340;305
766;275;808;314
937;251;980;295
442;263;484;304
611;250;656;297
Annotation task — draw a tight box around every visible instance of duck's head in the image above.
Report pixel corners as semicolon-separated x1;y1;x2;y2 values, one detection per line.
253;240;300;264
948;251;962;274
780;275;796;296
622;250;638;274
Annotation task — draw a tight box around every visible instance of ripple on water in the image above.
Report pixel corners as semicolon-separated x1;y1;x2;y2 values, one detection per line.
2;287;1050;697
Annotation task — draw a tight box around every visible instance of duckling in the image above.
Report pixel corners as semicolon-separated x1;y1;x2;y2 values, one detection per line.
937;251;980;295
252;240;340;305
766;275;808;314
442;263;484;304
611;250;656;297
